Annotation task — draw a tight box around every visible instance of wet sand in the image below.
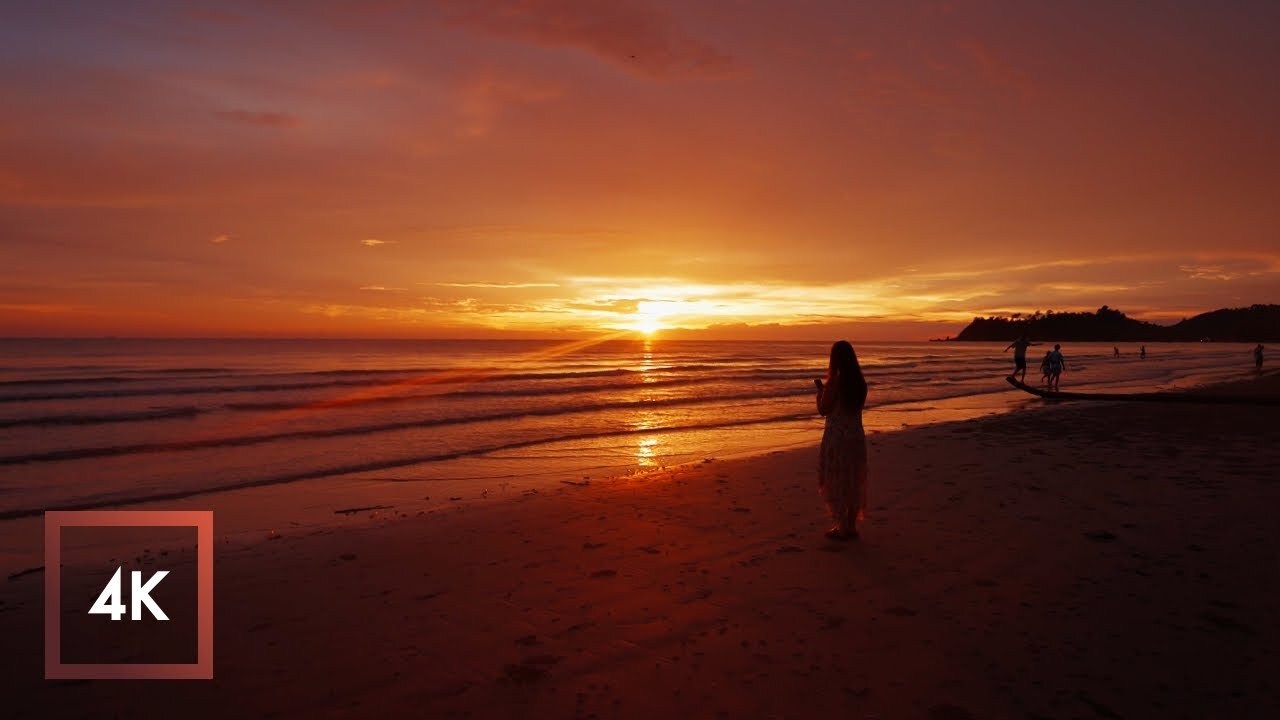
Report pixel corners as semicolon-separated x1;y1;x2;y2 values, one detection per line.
3;374;1279;718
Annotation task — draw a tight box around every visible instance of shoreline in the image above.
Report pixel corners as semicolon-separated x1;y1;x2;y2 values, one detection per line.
0;378;1061;575
0;343;1259;530
2;374;1279;716
0;368;1270;575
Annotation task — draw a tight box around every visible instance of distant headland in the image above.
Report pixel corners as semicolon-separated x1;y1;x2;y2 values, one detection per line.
947;304;1279;342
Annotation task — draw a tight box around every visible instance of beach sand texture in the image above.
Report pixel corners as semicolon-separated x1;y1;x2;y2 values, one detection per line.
2;375;1278;718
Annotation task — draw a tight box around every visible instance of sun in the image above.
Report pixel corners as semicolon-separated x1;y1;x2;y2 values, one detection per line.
622;299;679;336
632;314;663;335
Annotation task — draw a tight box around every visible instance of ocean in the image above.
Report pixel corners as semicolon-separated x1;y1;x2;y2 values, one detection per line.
0;337;1260;524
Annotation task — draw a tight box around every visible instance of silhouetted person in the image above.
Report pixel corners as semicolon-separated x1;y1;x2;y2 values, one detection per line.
1255;344;1265;372
1047;344;1066;392
1040;350;1053;386
815;340;868;541
1005;334;1038;383
1113;346;1120;358
1140;345;1147;360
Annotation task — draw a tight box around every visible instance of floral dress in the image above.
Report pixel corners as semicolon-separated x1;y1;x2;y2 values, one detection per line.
818;382;868;529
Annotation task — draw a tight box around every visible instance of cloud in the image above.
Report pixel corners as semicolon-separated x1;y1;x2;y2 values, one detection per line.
456;72;563;138
0;302;94;314
954;37;1035;101
359;285;407;292
434;0;738;79
299;296;560;328
214;110;303;129
209;233;231;244
361;238;395;247
435;281;560;288
1178;263;1262;281
568;298;641;314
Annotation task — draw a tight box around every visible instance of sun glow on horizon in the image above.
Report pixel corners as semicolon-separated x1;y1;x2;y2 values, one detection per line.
633;316;662;335
623;299;682;336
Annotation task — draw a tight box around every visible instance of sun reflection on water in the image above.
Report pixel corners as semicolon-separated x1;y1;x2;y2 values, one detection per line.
630;344;664;466
635;435;660;467
639;339;659;383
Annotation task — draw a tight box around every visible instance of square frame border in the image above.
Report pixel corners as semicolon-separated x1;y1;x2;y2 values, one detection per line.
44;510;214;680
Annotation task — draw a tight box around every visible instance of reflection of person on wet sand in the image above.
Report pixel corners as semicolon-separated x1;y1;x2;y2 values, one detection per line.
1255;344;1265;372
815;340;868;542
1005;334;1038;383
1047;344;1066;392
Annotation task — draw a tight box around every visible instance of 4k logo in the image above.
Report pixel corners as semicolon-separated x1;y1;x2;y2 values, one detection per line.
45;510;214;680
89;567;171;621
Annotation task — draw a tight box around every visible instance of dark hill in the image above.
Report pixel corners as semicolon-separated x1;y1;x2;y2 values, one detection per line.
952;304;1279;342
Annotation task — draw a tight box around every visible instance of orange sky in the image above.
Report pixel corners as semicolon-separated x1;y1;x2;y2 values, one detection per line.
1;1;1278;339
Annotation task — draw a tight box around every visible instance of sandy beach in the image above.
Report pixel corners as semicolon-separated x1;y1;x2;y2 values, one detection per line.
3;374;1278;719
7;1;1278;716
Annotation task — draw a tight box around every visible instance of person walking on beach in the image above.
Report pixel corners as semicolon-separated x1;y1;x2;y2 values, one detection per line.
1005;334;1037;383
1040;350;1053;386
815;340;868;541
1047;344;1066;392
1255;344;1265;372
1113;346;1120;358
1140;345;1147;360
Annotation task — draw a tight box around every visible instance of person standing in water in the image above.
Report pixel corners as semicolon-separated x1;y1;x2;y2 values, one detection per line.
1047;344;1066;392
1255;344;1265;372
1005;334;1038;383
1140;345;1147;360
815;340;869;541
1113;346;1120;358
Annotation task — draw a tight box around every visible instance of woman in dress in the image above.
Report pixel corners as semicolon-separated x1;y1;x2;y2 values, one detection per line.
815;340;869;540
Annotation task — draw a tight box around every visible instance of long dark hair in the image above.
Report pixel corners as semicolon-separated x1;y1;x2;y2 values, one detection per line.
826;340;868;411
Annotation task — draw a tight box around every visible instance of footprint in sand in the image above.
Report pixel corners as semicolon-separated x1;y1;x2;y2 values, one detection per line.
1199;612;1257;636
680;589;714;604
842;686;870;698
500;655;562;684
929;703;975;720
500;664;545;683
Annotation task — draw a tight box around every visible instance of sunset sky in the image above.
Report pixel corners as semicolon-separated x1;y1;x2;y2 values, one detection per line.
2;1;1278;339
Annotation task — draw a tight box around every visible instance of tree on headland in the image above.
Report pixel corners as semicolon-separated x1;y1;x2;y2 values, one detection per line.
951;304;1280;342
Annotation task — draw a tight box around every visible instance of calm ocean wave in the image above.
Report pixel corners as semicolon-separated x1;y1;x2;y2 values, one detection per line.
0;338;1261;517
